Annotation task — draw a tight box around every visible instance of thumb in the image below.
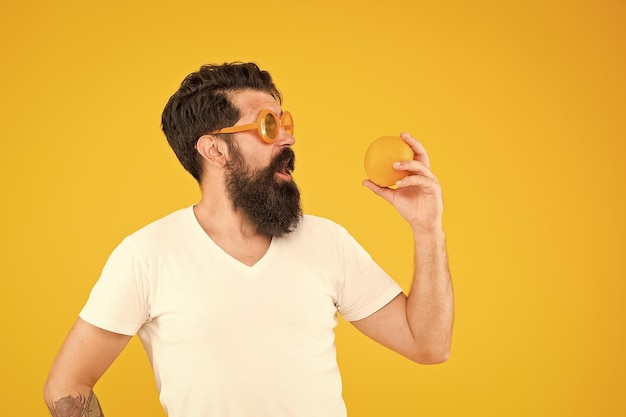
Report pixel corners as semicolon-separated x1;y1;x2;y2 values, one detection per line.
362;179;395;203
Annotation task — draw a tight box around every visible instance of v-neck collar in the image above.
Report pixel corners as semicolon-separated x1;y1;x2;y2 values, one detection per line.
187;206;275;274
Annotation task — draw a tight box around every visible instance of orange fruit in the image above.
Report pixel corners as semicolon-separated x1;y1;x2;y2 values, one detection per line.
364;136;414;187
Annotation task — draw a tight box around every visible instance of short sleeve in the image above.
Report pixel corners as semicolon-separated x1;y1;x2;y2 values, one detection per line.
335;227;403;322
79;237;150;336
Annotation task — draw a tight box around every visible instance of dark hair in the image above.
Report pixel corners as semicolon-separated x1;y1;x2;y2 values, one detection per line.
161;62;282;182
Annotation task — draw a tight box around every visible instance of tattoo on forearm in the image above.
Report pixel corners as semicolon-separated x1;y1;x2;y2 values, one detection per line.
48;390;104;417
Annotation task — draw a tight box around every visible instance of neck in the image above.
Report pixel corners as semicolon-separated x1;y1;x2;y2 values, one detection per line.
193;185;268;241
193;195;273;267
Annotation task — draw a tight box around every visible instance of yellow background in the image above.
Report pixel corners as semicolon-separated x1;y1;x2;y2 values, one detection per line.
1;0;624;416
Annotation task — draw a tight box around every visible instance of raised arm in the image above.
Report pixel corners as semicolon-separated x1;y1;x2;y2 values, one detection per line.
44;318;132;416
355;132;454;364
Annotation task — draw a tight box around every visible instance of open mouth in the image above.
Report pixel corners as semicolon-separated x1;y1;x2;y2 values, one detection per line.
275;152;295;180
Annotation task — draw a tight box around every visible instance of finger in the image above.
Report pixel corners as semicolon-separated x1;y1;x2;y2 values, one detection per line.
362;179;396;203
395;173;441;192
393;160;437;180
400;132;430;167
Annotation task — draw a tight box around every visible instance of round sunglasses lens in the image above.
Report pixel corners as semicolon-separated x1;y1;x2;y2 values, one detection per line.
263;112;278;141
282;112;294;136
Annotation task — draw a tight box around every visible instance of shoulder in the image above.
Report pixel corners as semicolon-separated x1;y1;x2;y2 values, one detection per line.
134;206;192;235
294;214;349;238
281;214;357;251
118;206;197;253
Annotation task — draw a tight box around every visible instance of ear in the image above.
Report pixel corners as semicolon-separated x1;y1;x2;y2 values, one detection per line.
196;135;227;167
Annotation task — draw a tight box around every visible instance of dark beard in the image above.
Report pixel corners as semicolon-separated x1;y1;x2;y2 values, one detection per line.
225;146;302;237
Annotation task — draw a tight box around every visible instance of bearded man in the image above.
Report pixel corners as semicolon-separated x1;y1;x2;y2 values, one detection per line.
44;62;454;417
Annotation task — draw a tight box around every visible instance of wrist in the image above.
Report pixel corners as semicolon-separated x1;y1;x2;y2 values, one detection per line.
409;219;444;236
411;224;446;245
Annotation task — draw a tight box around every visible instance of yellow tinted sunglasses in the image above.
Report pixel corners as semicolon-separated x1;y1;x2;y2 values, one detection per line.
210;109;294;144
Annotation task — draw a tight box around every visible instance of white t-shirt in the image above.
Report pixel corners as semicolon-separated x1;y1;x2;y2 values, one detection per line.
80;207;402;417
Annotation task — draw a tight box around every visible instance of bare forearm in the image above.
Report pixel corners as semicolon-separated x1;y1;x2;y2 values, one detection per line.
45;387;105;417
406;228;454;363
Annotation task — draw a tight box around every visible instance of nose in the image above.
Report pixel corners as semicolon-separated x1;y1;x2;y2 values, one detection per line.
276;127;295;147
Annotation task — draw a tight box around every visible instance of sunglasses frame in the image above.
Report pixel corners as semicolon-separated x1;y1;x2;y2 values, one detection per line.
210;109;294;144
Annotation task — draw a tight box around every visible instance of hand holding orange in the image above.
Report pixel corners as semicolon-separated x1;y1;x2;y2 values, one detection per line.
364;136;414;187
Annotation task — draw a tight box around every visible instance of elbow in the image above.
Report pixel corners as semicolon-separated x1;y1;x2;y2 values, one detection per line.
43;375;62;407
43;375;86;408
416;352;450;365
408;347;451;365
43;377;55;408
